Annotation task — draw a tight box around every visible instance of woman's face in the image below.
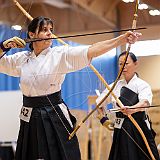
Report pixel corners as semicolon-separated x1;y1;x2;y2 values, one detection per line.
29;23;53;49
118;55;137;81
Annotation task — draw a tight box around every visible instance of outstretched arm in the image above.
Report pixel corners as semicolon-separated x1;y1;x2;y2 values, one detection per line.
87;31;141;61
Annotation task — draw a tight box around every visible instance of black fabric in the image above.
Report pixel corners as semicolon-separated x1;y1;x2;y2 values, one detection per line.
109;87;160;160
23;91;63;107
15;91;81;160
100;116;109;124
116;86;139;119
0;41;11;59
0;41;11;52
0;146;14;160
109;116;160;160
119;86;139;106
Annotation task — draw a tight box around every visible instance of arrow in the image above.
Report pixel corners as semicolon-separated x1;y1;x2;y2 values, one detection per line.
107;104;160;113
24;27;146;43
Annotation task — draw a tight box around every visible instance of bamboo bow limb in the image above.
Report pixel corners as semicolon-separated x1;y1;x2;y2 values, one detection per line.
13;0;33;21
13;0;67;46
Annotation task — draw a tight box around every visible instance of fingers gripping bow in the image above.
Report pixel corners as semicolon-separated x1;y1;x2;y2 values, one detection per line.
0;37;26;58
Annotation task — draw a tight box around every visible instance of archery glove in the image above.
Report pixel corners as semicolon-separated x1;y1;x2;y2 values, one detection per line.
0;37;26;57
98;114;114;131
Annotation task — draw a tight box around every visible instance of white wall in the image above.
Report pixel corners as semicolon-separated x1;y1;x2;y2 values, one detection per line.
137;55;160;90
0;91;22;142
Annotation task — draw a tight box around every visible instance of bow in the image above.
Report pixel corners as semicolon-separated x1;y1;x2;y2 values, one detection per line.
12;1;155;159
120;1;155;158
69;0;138;136
93;0;155;159
69;0;156;159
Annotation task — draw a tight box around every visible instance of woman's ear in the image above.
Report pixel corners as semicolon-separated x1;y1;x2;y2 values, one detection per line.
28;32;35;39
135;61;138;69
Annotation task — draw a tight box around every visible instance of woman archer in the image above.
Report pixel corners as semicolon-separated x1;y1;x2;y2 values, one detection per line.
0;16;141;160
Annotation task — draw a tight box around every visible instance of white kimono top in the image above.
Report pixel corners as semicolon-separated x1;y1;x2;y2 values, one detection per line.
96;74;152;108
0;45;90;97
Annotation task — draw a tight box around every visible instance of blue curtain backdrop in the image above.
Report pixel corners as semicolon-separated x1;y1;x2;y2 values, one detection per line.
0;24;118;110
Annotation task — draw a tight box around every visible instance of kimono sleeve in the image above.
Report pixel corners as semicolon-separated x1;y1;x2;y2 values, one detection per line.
0;51;29;77
57;45;90;73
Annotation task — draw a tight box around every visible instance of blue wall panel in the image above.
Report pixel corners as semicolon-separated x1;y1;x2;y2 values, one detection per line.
0;25;29;91
62;51;118;110
0;24;118;110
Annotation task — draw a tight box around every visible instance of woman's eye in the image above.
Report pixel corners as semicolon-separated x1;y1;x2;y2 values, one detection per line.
119;62;129;66
50;29;54;33
42;28;47;32
42;28;53;33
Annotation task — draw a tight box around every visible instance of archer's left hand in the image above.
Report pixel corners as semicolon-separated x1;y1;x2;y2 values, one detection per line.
125;31;142;44
120;106;136;115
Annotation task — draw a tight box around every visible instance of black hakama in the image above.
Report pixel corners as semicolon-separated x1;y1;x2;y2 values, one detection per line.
109;87;159;160
109;112;160;160
15;91;81;160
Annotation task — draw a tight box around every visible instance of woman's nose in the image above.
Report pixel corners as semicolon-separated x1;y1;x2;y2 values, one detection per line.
47;29;52;36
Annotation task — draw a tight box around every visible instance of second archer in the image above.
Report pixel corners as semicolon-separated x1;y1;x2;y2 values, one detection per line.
97;51;160;160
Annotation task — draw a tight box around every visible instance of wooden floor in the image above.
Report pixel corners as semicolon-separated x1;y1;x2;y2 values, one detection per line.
71;109;113;160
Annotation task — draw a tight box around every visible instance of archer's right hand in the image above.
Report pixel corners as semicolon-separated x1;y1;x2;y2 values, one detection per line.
2;36;26;49
0;36;26;57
